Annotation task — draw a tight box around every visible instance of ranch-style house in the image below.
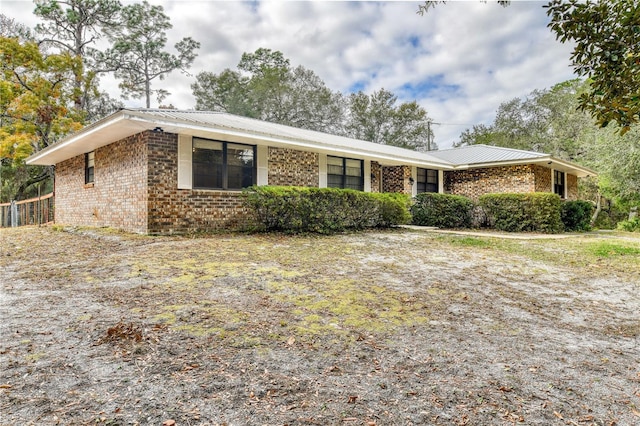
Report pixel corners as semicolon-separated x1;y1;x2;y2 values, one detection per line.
26;109;595;234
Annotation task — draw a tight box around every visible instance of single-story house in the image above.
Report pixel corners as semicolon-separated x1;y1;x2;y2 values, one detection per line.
26;108;596;234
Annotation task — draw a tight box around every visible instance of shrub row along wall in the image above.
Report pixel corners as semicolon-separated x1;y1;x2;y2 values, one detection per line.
411;192;593;234
243;186;410;233
479;193;563;233
411;193;474;229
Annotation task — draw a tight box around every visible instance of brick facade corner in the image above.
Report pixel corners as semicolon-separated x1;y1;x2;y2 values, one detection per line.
54;133;149;233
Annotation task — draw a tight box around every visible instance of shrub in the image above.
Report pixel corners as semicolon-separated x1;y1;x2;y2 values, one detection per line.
371;192;412;227
617;217;640;232
479;192;563;233
561;200;594;232
411;192;474;228
242;186;410;233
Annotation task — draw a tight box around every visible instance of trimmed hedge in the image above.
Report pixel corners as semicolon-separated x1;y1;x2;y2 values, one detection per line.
242;186;411;233
561;200;594;232
479;192;563;233
411;192;474;228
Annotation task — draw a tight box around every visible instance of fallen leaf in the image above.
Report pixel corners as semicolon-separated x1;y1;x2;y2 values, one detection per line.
553;411;563;420
348;395;358;403
0;384;12;389
162;420;176;426
287;336;296;346
632;409;640;418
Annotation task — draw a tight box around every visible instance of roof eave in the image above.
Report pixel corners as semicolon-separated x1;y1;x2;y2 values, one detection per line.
452;156;597;177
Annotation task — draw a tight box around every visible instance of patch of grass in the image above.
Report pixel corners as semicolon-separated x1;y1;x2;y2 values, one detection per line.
267;278;430;337
449;237;492;248
587;242;640;258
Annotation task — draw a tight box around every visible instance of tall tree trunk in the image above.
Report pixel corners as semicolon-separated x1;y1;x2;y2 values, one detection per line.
590;192;602;227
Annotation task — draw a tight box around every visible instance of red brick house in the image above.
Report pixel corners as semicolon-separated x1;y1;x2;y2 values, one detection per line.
26;109;595;234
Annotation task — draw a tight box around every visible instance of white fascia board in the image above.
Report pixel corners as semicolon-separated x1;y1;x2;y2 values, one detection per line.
537;158;597;177
451;156;596;178
125;115;454;170
26;113;133;165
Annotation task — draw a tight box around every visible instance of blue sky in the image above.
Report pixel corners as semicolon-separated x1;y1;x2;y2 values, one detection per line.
1;0;577;148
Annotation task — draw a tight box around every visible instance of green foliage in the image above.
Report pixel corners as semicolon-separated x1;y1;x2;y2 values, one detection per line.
372;192;412;227
410;192;474;228
192;49;435;150
34;0;122;113
479;193;563;233
101;0;200;107
617;217;640;233
0;36;84;200
561;200;594;232
192;48;344;134
545;0;640;133
345;89;436;152
422;1;640;133
588;241;640;257
243;186;410;234
593;200;628;230
456;79;594;162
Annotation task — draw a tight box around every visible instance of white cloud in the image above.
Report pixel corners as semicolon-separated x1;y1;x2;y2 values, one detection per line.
1;0;577;148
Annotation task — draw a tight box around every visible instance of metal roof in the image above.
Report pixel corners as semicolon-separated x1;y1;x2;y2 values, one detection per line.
429;144;547;165
27;108;452;168
25;109;596;177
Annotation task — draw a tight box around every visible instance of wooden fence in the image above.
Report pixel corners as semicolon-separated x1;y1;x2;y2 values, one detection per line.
0;192;54;228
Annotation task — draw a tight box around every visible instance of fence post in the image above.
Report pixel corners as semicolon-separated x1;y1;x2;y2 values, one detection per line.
10;200;17;227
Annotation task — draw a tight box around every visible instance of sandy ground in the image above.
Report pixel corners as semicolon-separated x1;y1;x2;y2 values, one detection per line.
1;226;639;426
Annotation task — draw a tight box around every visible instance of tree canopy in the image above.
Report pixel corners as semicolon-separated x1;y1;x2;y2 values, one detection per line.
545;0;640;133
0;36;84;199
34;0;122;115
419;0;640;133
193;48;435;150
101;0;200;108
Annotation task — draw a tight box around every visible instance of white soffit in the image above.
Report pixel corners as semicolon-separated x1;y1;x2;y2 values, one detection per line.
27;109;453;168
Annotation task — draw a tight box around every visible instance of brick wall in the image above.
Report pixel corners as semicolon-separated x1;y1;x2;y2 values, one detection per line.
146;132;255;234
382;165;411;194
444;165;537;200
370;161;381;193
445;164;580;201
268;147;319;187
533;165;552;193
54;134;148;233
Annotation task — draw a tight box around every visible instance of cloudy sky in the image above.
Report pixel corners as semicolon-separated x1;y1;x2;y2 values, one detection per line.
2;0;577;148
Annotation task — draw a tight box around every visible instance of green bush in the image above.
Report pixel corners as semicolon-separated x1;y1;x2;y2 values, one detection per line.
242;186;410;233
561;200;594;232
371;192;412;228
410;192;474;228
592;201;627;229
479;192;563;233
617;217;640;232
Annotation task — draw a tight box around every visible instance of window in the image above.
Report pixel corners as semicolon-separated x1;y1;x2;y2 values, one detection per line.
554;170;565;198
416;168;438;193
327;156;363;190
85;151;95;184
192;138;256;190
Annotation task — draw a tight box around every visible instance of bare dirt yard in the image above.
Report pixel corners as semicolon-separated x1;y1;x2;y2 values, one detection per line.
1;226;639;426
